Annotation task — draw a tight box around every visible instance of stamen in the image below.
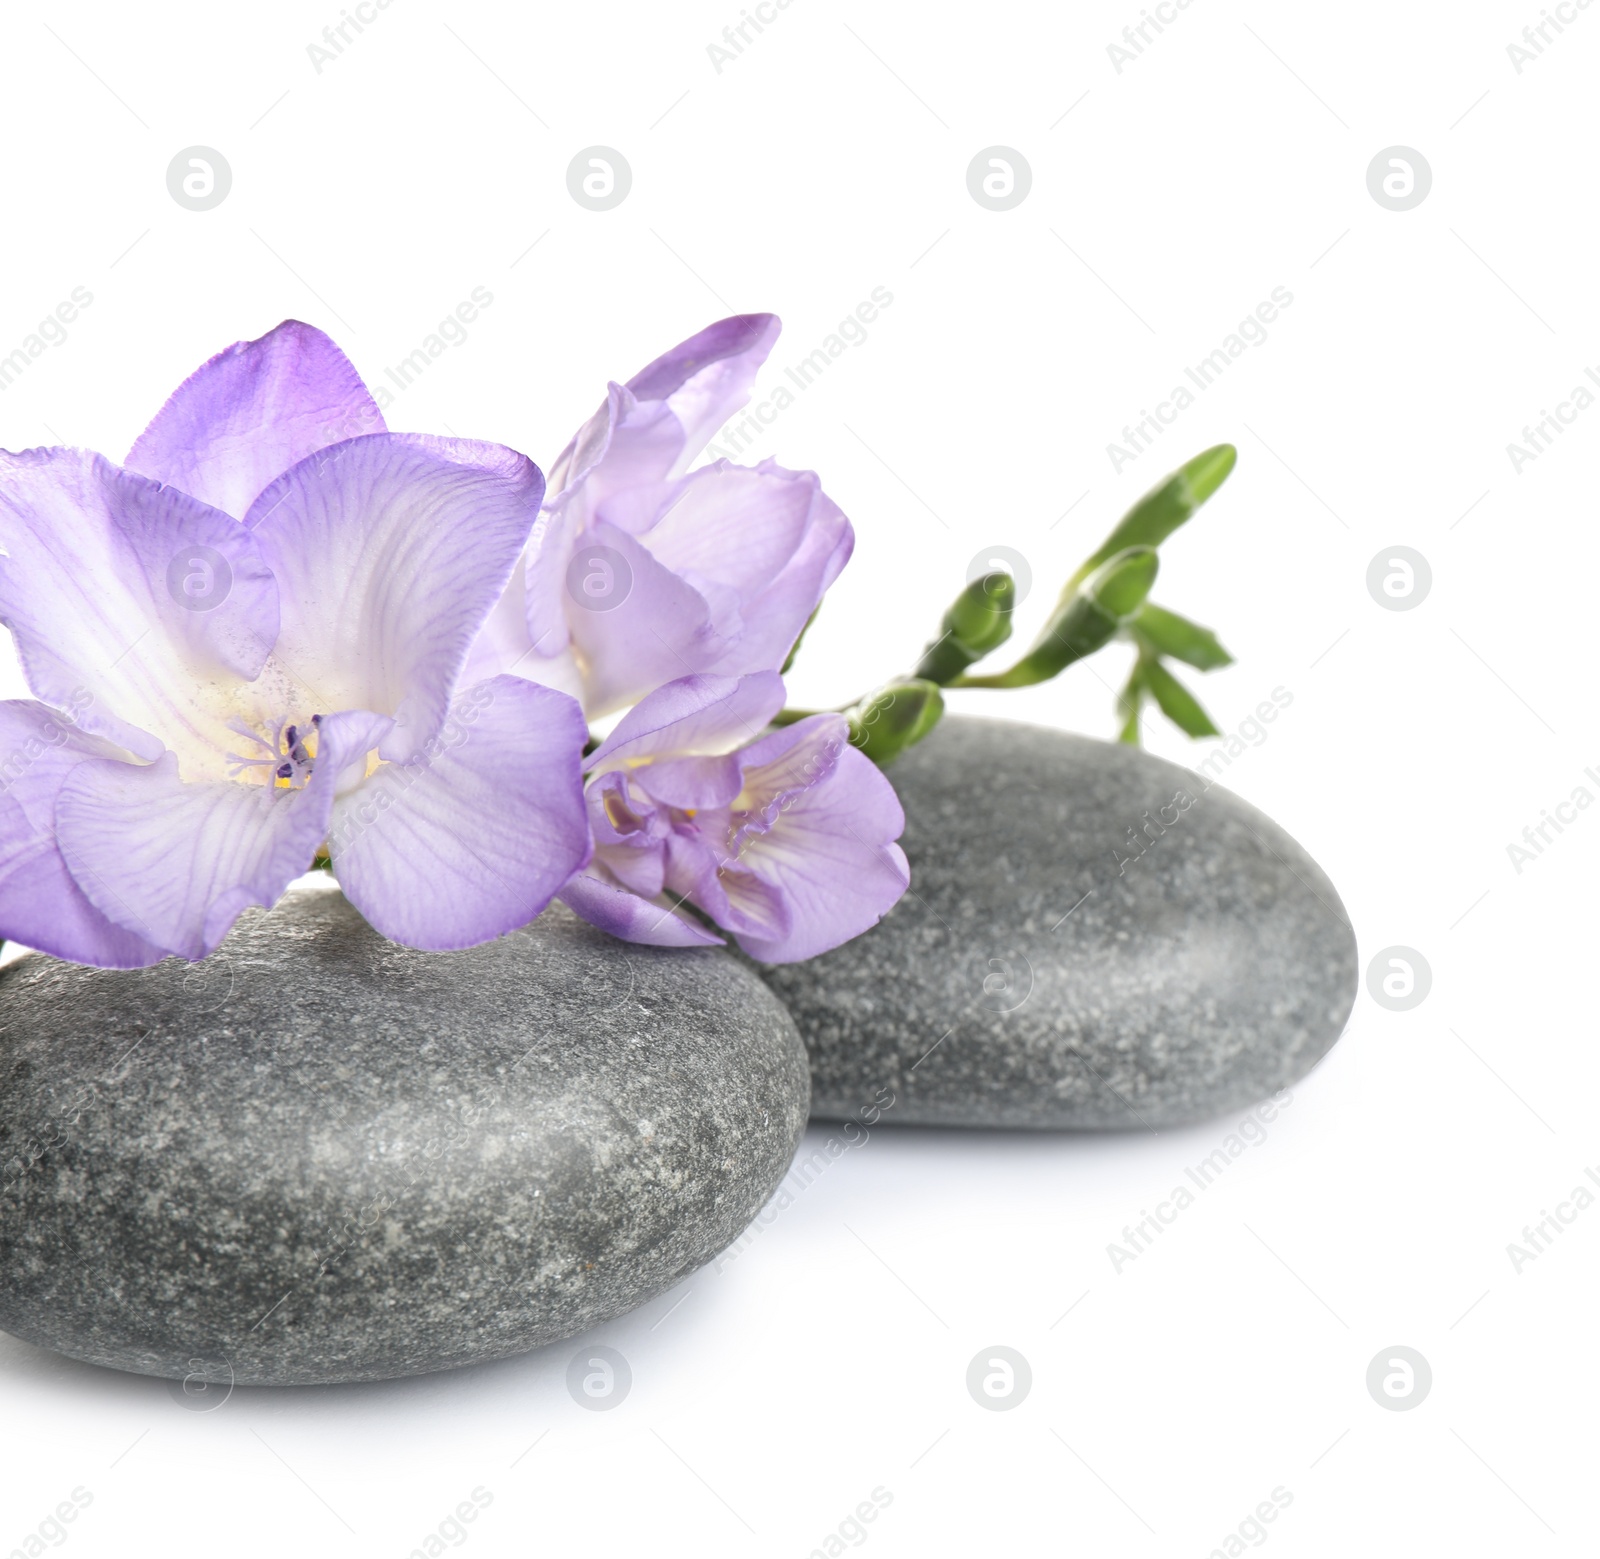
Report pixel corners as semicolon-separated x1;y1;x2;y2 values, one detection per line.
227;714;320;789
603;790;647;833
224;717;274;752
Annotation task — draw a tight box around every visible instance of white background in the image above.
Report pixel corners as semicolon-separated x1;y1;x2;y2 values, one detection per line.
1;0;1596;1553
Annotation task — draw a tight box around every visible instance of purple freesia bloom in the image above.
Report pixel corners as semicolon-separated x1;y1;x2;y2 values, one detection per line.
0;321;590;967
560;671;909;962
467;315;854;718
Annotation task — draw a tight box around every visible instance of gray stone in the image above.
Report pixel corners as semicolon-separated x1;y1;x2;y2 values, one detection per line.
759;717;1356;1129
0;882;809;1386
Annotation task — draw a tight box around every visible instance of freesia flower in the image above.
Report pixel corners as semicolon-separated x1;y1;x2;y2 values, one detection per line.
0;321;590;967
467;315;853;718
559;671;909;962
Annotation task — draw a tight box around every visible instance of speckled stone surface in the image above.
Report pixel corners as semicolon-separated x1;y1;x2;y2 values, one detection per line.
0;883;809;1385
759;717;1356;1129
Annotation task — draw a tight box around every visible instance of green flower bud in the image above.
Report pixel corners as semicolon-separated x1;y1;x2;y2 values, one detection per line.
960;548;1158;688
914;571;1017;684
1065;444;1236;593
848;679;945;765
1084;546;1159;619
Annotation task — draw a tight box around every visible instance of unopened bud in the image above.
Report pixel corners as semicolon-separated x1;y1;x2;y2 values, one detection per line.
970;547;1158;688
1066;443;1236;592
848;679;945;765
915;571;1017;684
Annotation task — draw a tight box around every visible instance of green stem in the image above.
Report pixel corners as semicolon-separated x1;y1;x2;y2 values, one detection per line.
952;667;1038;689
